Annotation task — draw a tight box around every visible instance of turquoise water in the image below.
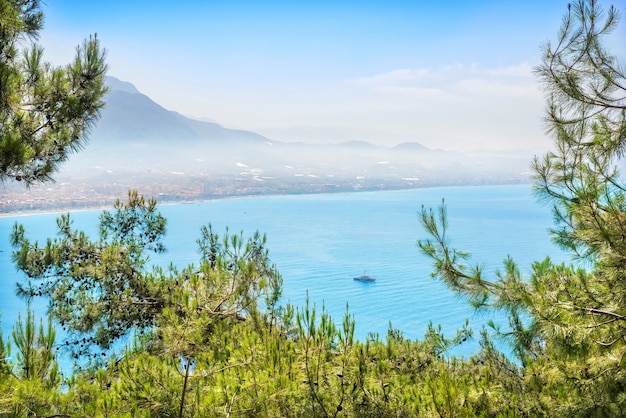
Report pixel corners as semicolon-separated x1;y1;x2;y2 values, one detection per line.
0;185;567;359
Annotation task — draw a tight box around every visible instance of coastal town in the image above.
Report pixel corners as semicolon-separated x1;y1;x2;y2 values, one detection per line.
0;166;527;215
0;175;428;214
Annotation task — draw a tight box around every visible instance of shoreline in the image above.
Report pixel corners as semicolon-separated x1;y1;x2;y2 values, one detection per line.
0;181;532;219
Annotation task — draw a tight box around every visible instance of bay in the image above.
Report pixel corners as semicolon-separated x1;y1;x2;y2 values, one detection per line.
0;184;567;359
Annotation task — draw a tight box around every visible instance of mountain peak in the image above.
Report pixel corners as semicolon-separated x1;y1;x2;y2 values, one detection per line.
93;77;270;145
392;142;430;152
105;76;140;94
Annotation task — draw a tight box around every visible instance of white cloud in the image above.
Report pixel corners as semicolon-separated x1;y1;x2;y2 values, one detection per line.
157;62;548;152
352;62;539;101
313;62;548;152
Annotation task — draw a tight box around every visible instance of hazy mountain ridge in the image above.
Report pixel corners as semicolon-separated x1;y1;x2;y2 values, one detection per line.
92;77;271;144
0;77;533;213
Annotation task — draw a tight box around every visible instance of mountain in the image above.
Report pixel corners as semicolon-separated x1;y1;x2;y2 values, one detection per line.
91;76;270;144
21;76;535;213
392;142;430;152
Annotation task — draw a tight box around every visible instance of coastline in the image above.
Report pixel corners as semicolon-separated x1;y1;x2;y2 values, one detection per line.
0;180;532;219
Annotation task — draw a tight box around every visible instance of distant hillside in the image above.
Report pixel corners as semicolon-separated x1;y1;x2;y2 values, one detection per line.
8;76;537;214
392;142;430;152
91;76;270;144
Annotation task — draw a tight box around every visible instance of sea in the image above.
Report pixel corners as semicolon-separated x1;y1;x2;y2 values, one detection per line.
0;184;569;361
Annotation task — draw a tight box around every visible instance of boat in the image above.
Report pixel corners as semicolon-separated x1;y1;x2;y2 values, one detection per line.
353;273;375;282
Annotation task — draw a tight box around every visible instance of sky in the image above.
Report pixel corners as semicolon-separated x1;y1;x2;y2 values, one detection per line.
38;0;626;152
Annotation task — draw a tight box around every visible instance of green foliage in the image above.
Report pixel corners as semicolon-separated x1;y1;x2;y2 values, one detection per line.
0;308;68;417
418;0;626;415
7;188;555;416
12;309;59;383
10;191;168;357
0;0;108;184
3;0;626;415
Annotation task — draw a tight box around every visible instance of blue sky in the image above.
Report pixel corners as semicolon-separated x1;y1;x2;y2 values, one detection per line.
39;1;625;151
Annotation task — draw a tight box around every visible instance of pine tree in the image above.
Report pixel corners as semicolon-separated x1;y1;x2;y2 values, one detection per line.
418;0;626;414
10;191;168;357
0;0;108;184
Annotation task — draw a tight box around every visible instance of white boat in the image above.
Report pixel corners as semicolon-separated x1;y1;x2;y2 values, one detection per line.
353;274;375;282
